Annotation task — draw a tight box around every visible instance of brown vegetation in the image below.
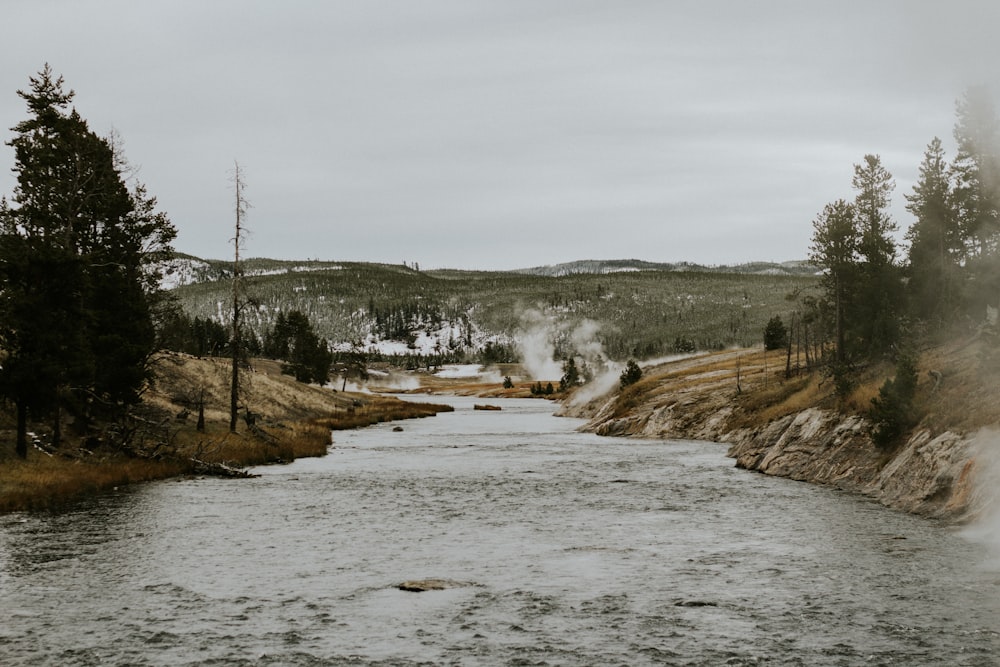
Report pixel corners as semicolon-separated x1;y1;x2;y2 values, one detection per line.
0;352;451;512
591;330;1000;442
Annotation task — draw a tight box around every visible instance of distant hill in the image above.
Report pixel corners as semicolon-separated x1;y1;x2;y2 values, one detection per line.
513;259;818;277
161;254;818;289
163;253;820;364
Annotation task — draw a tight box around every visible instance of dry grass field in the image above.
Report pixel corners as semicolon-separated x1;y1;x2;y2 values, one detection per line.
0;353;452;512
595;329;1000;441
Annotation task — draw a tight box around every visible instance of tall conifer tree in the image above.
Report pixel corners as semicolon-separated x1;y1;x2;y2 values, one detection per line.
905;137;960;325
0;65;176;456
852;154;902;355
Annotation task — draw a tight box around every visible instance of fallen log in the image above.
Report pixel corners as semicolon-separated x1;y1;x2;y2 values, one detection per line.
190;458;258;478
474;404;502;411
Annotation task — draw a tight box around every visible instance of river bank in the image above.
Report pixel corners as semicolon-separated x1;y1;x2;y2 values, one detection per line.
564;336;999;521
0;353;452;512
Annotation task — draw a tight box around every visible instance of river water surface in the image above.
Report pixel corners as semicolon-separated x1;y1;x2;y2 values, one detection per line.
2;396;999;665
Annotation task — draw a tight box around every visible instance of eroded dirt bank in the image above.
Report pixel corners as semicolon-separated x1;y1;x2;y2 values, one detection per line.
564;346;991;521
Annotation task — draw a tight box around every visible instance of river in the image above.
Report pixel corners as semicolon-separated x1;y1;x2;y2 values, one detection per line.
1;395;998;665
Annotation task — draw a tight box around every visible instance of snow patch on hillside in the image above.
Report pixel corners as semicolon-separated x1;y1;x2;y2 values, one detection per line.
159;257;213;290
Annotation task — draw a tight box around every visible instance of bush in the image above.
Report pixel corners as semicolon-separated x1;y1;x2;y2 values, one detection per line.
763;315;788;351
869;351;919;448
672;337;696;353
560;358;581;391
619;360;642;388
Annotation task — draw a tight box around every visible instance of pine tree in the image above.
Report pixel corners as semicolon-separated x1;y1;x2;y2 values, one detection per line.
809;199;860;366
559;358;581;391
852;154;902;355
905;137;961;325
950;87;1000;317
763;315;788;351
263;310;333;385
0;65;176;456
951;86;1000;260
619;359;642;388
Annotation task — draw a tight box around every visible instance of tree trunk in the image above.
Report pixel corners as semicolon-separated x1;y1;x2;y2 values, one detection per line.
785;314;793;378
196;389;205;432
15;400;28;459
52;402;61;448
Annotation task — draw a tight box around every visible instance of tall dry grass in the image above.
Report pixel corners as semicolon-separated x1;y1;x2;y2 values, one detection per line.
313;397;453;431
0;354;455;513
0;454;187;513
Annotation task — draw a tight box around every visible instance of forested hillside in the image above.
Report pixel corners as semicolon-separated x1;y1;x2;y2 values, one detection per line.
168;258;818;365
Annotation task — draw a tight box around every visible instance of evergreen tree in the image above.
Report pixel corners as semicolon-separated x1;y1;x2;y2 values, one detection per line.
906;137;962;325
852;154;902;355
809;198;860;366
869;350;919;448
950;87;1000;316
619;359;642;388
763;315;789;351
559;357;581;391
0;66;175;455
951;86;1000;260
263;310;333;385
905;137;961;325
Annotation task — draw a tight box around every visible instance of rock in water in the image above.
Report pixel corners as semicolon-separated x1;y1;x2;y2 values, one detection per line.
397;578;465;592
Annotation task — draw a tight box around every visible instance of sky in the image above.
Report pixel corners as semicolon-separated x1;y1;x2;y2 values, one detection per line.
2;1;1000;270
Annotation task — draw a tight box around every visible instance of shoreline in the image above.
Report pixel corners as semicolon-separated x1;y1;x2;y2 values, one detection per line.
0;354;454;514
565;343;992;522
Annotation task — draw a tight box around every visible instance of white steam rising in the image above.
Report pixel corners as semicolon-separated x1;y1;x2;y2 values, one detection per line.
517;310;564;380
963;430;1000;557
517;309;624;405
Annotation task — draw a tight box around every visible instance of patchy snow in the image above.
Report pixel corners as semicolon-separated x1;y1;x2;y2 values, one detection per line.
248;265;343;277
159;257;213;290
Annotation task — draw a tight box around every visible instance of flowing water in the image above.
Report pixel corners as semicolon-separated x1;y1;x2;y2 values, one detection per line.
1;396;999;666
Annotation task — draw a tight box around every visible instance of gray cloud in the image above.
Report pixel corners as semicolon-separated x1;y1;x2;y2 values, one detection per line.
2;1;999;269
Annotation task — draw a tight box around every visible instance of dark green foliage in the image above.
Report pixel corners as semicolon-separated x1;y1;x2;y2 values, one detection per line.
172;261;819;363
0;66;175;455
869;351;919;448
905;137;962;326
619;359;642;388
672;337;696;353
559;358;581;392
853;154;904;357
809;156;904;375
263;310;333;385
950;86;1000;262
479;341;516;365
157;310;230;357
502;376;514;389
530;381;555;395
809;198;859;365
763;316;789;351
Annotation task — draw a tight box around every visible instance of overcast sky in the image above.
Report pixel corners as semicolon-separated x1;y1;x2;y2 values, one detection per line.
2;1;999;270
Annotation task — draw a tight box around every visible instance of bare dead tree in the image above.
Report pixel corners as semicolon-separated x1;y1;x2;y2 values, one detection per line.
230;161;249;433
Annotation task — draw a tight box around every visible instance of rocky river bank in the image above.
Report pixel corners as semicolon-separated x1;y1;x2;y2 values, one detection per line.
563;347;992;521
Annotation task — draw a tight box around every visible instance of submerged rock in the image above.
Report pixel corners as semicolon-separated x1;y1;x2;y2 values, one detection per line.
397;578;470;592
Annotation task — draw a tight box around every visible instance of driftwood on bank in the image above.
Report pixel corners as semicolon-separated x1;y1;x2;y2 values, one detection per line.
189;458;258;478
